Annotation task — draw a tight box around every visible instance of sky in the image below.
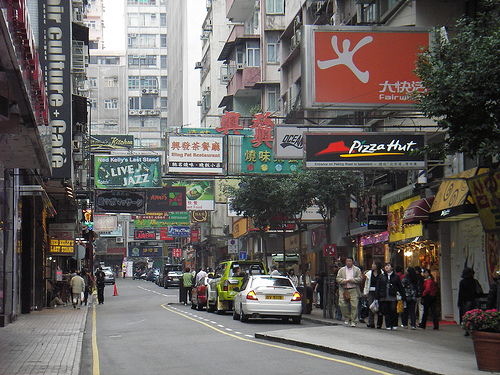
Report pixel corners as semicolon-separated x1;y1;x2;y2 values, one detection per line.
102;0;125;50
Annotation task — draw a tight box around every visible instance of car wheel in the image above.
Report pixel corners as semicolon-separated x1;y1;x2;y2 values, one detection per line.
292;316;301;324
232;307;240;320
240;305;248;322
197;302;204;311
191;301;196;309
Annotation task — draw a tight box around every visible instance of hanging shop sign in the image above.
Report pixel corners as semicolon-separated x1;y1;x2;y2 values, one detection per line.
146;186;187;213
49;223;75;255
134;229;157;241
305;133;426;169
214;178;241;204
129;246;162;258
133;211;190;226
39;0;72;178
190;210;210;223
232;217;249;239
467;170;500;232
95;190;146;214
95;155;161;189
91;135;134;150
302;26;429;110
361;231;389;246
388;197;423;242
168;226;191;238
94;214;118;232
167;135;224;175
161;180;214;211
274;125;328;159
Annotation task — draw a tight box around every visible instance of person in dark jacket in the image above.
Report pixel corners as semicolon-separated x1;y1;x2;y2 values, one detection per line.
458;267;482;324
95;268;105;305
363;260;383;328
419;269;439;330
376;262;405;330
488;270;500;310
401;267;420;329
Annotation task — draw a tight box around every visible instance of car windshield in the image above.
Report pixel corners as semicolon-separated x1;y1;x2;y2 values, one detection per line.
251;277;293;288
165;265;182;272
230;263;266;277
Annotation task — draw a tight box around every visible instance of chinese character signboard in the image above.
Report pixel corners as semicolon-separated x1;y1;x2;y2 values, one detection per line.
95;190;146;214
388;197;423;243
94;214;118;232
161;180;214;211
133;212;190;228
95;155;161;189
302;26;429;110
167;135;224;175
305;133;425;169
146;187;187;213
467;171;500;232
129;246;162;257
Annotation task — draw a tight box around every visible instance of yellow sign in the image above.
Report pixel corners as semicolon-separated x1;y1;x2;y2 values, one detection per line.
233;217;249;238
215;178;241;203
467;170;500;232
430;168;477;212
50;239;75;254
388;196;422;242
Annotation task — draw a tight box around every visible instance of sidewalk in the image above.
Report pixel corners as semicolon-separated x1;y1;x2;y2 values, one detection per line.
256;307;494;375
0;302;88;375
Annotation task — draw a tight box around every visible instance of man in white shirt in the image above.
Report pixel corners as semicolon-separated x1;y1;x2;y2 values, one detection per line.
336;257;363;327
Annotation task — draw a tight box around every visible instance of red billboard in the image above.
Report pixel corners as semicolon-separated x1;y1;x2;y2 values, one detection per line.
303;26;429;110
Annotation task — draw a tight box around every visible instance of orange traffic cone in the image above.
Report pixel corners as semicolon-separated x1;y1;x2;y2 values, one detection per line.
113;283;118;296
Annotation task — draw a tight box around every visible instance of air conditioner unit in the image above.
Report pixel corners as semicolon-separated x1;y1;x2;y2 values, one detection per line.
113;77;118;82
129;33;137;38
221;74;229;82
295;30;301;45
138;110;144;115
197;100;202;106
291;35;297;50
150;89;158;94
142;88;148;94
116;237;124;243
195;62;203;69
236;63;244;70
293;15;302;30
72;140;81;152
129;110;137;115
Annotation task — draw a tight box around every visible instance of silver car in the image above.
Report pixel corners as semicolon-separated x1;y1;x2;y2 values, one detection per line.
233;275;302;324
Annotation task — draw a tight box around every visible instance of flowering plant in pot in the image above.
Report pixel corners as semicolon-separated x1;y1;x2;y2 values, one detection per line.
462;309;500;372
461;309;500;333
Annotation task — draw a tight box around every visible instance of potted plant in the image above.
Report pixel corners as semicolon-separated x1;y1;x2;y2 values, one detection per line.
462;309;500;372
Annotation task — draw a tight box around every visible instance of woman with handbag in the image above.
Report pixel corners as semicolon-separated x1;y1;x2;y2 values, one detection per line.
376;262;406;330
364;260;383;328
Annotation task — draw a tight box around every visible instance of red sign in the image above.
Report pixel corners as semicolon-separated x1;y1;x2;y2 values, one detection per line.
134;230;157;240
160;228;174;241
172;248;182;258
323;244;337;257
191;229;199;243
313;29;429;109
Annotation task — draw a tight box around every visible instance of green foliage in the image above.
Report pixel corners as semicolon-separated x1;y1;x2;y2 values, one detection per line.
414;0;500;160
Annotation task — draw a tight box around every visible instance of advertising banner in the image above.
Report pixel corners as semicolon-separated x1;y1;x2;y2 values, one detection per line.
146;187;187;213
94;214;118;232
168;226;191;237
39;0;72;178
95;155;161;189
92;135;134;150
305;133;425;169
49;223;75;255
388;197;423;242
167;135;224;175
467;171;500;232
129;246;162;257
274;125;330;159
95;190;146;214
134;229;157;240
302;26;429;110
161;180;214;211
134;214;190;228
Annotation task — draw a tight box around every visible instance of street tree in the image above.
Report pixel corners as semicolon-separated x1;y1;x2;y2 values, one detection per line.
414;0;500;161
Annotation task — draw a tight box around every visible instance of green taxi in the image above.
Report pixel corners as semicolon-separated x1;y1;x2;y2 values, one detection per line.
206;260;267;313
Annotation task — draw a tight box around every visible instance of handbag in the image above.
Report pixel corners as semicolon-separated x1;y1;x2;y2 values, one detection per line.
370;299;379;313
360;300;369;319
397;300;404;314
343;289;351;301
80;292;85;302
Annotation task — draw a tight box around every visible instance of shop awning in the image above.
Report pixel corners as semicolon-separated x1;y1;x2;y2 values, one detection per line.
381;184;416;206
403;196;435;224
429;168;479;222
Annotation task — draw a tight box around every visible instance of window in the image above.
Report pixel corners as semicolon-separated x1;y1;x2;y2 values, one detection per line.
236;45;245;64
129;97;140;110
128;13;138;26
104;77;117;87
160;55;167;69
246;41;260;67
160;97;168;109
141;76;157;89
88;98;97;109
129;76;140;90
267;34;279;64
160;117;168;131
85;21;96;29
160;13;167;27
128;34;138;48
89;77;97;87
160;34;167;48
128;55;157;67
104;99;118;109
266;85;279;112
160;76;168;90
139;34;156;48
266;0;284;14
141;97;154;109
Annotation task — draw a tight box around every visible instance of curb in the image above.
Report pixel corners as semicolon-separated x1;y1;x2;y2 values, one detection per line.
254;333;442;375
73;300;90;375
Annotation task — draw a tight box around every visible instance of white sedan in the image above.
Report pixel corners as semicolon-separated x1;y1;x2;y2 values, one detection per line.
232;275;302;324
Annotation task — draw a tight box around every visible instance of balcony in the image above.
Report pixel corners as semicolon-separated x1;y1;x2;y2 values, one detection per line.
218;24;259;61
227;64;261;96
226;0;256;22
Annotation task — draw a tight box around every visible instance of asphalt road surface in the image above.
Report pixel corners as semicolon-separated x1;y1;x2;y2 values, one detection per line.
80;278;411;375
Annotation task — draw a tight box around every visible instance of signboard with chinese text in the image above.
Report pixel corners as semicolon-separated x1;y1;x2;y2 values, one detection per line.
94;214;118;232
302;26;429;110
129;246;162;257
214;178;241;203
305;133;426;169
95;190;146;214
388;197;423;242
95;155;161;188
167;135;224;175
467;171;500;232
190;210;210;223
133;213;190;228
161;180;214;211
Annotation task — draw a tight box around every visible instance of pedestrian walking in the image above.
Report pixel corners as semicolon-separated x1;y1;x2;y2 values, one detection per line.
364;260;383;328
181;267;193;305
82;268;94;306
458;267;482;335
70;271;85;309
95;268;106;305
401;267;420;329
376;262;405;330
336;257;363;327
414;266;425;324
270;265;280;276
419;269;439;330
288;268;299;287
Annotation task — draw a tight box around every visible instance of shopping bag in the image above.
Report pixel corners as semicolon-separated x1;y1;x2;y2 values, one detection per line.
80;292;85;302
397;300;404;314
370;299;379;313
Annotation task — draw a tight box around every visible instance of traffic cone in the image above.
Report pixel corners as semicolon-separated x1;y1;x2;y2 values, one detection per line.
113;283;118;296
